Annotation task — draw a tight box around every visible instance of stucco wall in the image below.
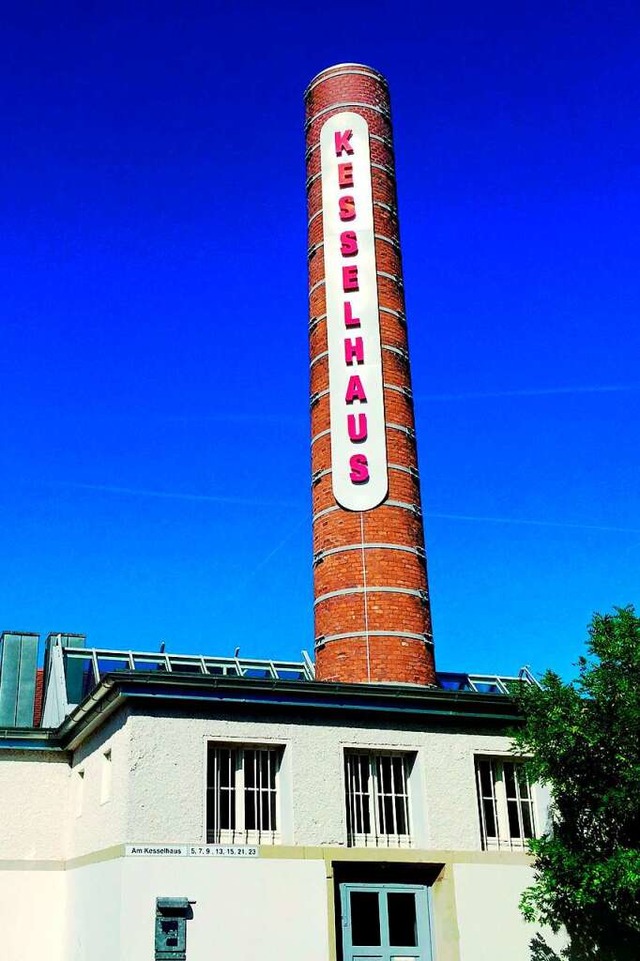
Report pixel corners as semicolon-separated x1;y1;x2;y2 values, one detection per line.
64;855;329;961
124;710;517;851
65;858;124;960
0;752;69;859
453;863;566;961
0;707;534;858
0;869;66;961
0;707;541;860
66;712;130;859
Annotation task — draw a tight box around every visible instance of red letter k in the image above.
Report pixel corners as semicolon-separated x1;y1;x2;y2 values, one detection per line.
334;129;354;156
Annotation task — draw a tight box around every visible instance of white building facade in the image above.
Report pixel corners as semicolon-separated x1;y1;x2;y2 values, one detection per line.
0;643;561;961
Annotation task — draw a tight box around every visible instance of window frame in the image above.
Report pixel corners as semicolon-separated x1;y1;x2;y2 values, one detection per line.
475;754;537;851
205;742;282;845
344;750;415;848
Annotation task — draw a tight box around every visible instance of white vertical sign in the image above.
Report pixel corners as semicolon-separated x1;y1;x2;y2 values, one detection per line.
320;111;388;511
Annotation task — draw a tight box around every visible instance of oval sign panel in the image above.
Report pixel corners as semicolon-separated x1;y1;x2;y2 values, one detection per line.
320;111;388;512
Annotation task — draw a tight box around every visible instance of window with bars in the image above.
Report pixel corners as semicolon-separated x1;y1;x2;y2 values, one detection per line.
206;744;280;844
475;757;536;850
344;752;413;848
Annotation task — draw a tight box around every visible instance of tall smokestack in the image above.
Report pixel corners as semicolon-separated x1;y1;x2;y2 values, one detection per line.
306;64;436;685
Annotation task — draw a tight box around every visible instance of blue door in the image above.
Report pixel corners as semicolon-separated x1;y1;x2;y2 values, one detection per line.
340;883;433;961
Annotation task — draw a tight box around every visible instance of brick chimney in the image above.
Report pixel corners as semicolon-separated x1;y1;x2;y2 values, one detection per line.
306;64;436;685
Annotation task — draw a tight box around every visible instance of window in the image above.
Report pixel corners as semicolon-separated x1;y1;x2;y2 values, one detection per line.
344;752;413;847
206;744;280;844
476;757;536;850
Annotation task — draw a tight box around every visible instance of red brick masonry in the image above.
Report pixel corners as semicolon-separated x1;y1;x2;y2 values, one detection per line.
306;63;436;685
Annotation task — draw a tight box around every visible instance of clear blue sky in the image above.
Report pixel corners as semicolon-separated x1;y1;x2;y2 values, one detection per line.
1;1;638;680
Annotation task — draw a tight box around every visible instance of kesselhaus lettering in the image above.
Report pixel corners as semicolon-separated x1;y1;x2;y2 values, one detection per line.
320;112;388;511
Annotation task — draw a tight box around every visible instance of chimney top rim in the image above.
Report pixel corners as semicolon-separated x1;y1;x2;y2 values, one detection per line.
305;63;388;97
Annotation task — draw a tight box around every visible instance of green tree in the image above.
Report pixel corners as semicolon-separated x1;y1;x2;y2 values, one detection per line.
513;606;640;960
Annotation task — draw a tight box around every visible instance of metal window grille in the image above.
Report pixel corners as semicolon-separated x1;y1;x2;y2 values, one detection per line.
345;752;412;848
476;757;536;850
504;761;535;841
206;745;280;844
476;757;500;845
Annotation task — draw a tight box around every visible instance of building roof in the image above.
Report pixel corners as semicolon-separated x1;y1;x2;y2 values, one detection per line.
0;648;536;755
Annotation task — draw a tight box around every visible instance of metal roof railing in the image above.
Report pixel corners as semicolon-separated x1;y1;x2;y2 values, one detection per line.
40;637;539;728
62;646;316;683
61;649;538;693
436;668;540;695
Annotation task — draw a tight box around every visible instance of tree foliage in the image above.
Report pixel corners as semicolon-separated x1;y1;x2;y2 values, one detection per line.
513;606;640;960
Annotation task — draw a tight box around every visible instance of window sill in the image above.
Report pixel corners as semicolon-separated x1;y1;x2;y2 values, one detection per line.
348;834;413;849
209;830;281;846
482;837;532;852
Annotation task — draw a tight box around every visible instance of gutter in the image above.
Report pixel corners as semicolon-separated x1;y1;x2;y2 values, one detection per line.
115;672;521;716
0;728;65;752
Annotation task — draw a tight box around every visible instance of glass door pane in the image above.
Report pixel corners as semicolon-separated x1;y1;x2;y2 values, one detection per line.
350;891;382;946
388;892;417;946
